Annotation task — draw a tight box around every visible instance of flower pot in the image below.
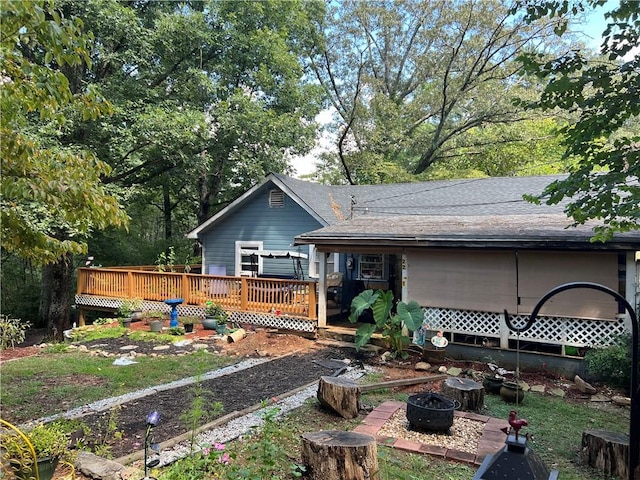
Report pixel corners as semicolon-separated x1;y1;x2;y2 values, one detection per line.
183;323;194;333
149;320;163;333
482;374;504;394
16;456;59;480
202;318;218;330
499;381;526;403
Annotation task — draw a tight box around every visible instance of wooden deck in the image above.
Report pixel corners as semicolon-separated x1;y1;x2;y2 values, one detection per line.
76;267;318;322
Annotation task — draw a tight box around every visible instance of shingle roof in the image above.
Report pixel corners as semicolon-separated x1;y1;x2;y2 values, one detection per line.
294;213;640;250
273;173;568;224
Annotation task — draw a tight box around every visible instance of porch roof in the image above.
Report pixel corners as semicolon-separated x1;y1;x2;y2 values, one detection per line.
294;214;640;250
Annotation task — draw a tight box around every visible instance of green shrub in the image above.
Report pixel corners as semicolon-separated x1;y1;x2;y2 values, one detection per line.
585;333;638;392
0;315;31;350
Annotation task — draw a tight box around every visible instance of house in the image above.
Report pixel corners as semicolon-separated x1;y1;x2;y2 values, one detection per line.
187;172;639;357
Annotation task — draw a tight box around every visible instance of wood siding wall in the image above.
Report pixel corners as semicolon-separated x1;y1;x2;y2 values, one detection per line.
202;184;323;278
405;249;619;320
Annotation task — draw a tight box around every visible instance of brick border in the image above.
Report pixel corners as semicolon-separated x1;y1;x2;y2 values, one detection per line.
353;401;506;466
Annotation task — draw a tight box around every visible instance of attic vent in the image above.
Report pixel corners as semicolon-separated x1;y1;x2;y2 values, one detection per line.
269;189;284;208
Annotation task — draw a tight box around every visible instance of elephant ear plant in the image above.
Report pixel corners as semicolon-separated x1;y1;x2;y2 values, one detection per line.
349;289;424;359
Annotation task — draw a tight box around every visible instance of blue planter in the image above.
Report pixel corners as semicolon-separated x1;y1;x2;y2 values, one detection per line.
202;318;218;330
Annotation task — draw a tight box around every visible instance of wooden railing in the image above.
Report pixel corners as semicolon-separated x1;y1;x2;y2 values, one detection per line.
76;267;317;319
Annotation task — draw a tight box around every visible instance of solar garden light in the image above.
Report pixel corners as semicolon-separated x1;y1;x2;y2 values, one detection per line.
142;410;161;480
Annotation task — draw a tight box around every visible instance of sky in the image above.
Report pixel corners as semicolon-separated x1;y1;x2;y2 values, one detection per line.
290;1;634;178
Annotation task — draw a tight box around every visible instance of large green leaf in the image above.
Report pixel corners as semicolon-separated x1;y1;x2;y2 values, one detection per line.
371;290;394;328
348;289;379;323
397;300;424;332
354;324;377;351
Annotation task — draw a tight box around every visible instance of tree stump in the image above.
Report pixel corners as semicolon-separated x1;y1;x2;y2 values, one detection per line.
317;376;361;419
581;429;631;480
441;377;484;412
300;430;379;480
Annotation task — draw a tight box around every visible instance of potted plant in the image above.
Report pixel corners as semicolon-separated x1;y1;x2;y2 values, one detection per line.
117;298;143;327
179;316;199;333
143;310;165;332
1;422;68;480
203;301;228;330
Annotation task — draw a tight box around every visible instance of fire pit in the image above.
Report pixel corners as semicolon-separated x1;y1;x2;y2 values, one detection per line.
406;392;458;432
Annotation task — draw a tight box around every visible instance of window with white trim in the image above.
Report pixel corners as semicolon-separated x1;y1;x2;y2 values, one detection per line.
308;245;338;278
235;241;263;276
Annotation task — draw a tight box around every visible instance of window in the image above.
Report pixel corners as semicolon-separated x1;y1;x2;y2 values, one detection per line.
269;189;284;208
308;245;338;278
235;241;263;276
359;254;384;280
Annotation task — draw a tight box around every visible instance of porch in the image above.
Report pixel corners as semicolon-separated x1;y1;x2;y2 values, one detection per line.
75;267;318;332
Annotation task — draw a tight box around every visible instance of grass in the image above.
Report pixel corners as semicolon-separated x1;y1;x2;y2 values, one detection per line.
1;350;235;423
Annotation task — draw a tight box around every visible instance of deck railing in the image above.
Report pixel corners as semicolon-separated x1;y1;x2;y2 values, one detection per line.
76;267;317;319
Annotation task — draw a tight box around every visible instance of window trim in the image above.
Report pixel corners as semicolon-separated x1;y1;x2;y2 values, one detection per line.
235;241;263;276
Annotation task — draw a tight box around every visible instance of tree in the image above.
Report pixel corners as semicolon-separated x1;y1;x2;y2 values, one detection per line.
56;0;323;228
1;1;128;336
0;0;127;264
517;0;640;239
307;0;571;184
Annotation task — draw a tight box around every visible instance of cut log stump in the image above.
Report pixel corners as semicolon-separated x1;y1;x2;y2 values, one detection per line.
581;429;633;480
301;430;379;480
317;376;361;419
441;377;484;412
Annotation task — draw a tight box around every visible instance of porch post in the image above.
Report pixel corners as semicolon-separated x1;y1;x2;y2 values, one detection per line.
626;251;638;327
317;251;327;329
401;254;408;302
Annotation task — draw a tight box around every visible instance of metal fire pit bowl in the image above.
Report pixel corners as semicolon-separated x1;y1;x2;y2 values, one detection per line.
406;392;458;432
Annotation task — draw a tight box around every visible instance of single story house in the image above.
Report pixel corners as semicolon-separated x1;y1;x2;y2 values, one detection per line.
187;173;639;356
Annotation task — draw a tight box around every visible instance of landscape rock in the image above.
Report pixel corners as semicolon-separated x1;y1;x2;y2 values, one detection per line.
415;362;430;371
438;366;448;373
612;395;631;406
76;451;125;480
530;385;545;393
574;375;597;395
549;388;565;397
447;366;462;376
590;394;611;403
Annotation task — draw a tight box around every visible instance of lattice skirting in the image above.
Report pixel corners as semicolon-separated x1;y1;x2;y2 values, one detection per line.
421;307;629;348
229;311;316;333
75;295;316;333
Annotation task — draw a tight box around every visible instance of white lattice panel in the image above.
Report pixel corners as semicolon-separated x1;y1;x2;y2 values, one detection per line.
423;306;628;348
229;311;316;332
423;308;501;337
507;313;627;347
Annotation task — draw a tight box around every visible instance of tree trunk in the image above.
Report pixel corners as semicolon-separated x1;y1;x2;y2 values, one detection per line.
39;263;54;329
317;376;361;419
581;429;632;480
46;253;74;341
300;430;379;480
441;377;485;412
162;182;172;239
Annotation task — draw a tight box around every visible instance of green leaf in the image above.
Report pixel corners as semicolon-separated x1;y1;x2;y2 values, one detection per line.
354;324;377;351
397;300;424;332
348;289;378;323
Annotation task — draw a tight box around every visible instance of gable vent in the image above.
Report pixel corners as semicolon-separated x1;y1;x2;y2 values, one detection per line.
269;189;285;208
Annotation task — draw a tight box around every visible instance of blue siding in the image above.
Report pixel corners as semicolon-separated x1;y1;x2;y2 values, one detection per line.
202;184;323;278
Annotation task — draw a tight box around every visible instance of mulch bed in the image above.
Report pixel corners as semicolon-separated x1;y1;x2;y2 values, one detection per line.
63;342;361;459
